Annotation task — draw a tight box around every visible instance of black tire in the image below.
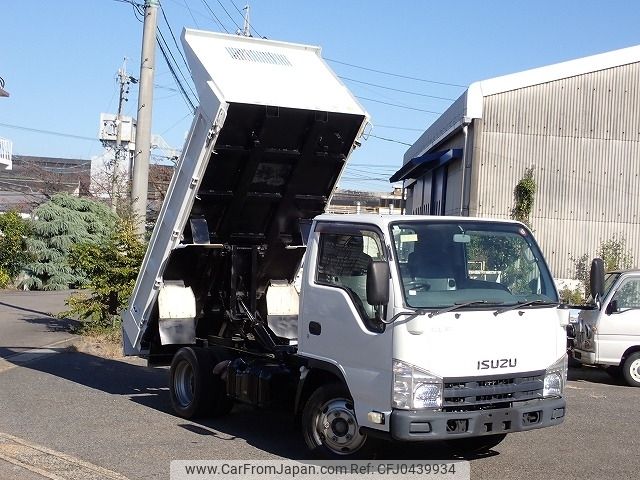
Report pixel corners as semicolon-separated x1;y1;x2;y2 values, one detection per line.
169;347;233;418
301;384;370;458
622;352;640;387
446;433;507;454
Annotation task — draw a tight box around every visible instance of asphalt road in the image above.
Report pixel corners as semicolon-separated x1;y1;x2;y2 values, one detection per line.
0;291;638;479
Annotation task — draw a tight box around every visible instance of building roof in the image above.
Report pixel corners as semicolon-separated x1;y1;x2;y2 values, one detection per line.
405;44;640;163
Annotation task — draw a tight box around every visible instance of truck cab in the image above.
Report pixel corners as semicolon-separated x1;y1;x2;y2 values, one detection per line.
572;259;640;386
297;215;567;453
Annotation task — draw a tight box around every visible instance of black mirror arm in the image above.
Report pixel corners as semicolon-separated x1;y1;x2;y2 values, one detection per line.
380;309;429;325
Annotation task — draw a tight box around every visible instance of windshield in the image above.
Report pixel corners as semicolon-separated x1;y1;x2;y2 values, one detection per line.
391;221;557;309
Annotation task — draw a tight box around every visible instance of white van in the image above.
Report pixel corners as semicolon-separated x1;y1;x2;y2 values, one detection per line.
572;258;640;386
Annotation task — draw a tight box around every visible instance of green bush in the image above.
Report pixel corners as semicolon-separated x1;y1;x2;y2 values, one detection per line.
559;287;587;306
63;217;146;335
0;211;33;281
570;235;634;298
0;268;10;289
23;194;116;290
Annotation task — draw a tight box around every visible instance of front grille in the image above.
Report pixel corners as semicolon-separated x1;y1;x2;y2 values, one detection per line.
442;371;544;412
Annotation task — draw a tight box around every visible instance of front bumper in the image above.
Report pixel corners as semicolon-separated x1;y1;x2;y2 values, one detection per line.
390;397;566;441
572;349;596;364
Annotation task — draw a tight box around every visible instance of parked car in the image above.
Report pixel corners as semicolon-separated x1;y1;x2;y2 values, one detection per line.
572;258;640;386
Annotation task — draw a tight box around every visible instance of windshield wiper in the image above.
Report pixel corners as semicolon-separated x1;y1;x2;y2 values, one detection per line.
494;299;559;316
428;300;504;318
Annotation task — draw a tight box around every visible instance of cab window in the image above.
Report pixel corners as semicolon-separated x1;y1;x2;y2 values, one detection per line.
316;231;384;325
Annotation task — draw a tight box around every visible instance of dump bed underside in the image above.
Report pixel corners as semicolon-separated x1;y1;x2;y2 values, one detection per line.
177;102;365;287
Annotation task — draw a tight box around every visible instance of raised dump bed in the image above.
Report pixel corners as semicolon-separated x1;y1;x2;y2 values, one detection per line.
123;29;368;357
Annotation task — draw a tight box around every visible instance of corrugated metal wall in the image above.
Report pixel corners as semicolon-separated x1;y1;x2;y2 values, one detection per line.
472;62;640;278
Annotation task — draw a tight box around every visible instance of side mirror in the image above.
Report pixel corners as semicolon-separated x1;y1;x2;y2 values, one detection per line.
590;258;605;301
606;299;618;315
367;260;390;305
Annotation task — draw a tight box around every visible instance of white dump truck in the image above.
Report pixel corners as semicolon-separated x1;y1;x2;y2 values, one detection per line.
123;29;568;457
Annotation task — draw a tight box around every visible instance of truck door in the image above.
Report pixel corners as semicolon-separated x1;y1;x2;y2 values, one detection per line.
599;276;640;364
299;224;392;428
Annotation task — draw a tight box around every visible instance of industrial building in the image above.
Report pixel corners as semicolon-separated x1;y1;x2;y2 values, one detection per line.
392;45;640;278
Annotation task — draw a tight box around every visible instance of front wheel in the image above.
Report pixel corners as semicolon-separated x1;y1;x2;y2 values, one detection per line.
301;384;369;458
446;433;507;454
622;353;640;387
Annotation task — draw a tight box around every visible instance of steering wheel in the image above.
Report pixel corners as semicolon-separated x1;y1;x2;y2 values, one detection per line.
404;280;431;292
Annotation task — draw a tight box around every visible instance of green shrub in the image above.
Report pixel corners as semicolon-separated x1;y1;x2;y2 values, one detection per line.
63;217;146;335
570;235;634;298
23;194;116;290
0;211;33;281
0;268;10;289
559;287;587;306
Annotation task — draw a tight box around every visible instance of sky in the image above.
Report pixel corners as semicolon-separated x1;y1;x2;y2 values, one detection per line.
1;0;639;191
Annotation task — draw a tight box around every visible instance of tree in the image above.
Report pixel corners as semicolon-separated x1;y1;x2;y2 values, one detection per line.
64;216;146;333
599;234;634;272
22;193;116;290
0;211;33;281
569;234;634;300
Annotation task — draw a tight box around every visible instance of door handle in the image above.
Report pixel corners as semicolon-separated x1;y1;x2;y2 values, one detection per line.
309;321;321;335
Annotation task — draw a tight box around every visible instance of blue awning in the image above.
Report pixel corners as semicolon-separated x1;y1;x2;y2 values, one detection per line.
390;148;463;183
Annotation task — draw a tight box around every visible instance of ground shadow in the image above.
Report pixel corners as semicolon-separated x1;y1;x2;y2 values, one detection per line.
568;365;626;386
7;348;501;461
21;315;81;332
0;300;59;318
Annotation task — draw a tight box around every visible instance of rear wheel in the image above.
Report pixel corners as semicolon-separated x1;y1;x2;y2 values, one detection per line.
446;433;507;454
169;347;233;418
301;384;369;458
622;353;640;387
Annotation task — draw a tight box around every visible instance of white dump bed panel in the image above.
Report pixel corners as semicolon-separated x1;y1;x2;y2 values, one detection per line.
184;29;364;115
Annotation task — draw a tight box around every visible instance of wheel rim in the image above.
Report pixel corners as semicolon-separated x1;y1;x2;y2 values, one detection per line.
312;397;366;455
174;360;195;407
629;358;640;383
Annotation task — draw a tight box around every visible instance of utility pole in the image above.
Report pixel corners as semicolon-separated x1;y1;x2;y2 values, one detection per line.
113;59;137;212
132;0;159;236
240;5;252;36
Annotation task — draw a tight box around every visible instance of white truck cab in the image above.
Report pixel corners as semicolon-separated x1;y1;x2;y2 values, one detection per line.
572;258;640;386
298;215;567;450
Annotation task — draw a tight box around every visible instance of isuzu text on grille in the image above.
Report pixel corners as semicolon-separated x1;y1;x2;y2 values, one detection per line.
477;358;518;369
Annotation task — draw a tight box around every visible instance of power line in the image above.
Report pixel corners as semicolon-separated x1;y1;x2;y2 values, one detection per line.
156;29;198;112
112;0;144;6
326;58;466;88
374;124;424;132
366;134;413;146
156;28;196;98
159;0;191;73
356;96;443;114
200;0;230;32
182;0;201;27
214;0;242;31
340;76;456;101
0;123;99;142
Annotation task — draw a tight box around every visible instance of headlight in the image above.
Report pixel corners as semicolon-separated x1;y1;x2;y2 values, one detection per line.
543;354;568;397
392;359;442;409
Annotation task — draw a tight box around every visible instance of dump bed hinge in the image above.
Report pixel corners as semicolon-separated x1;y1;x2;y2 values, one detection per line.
206;108;227;146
